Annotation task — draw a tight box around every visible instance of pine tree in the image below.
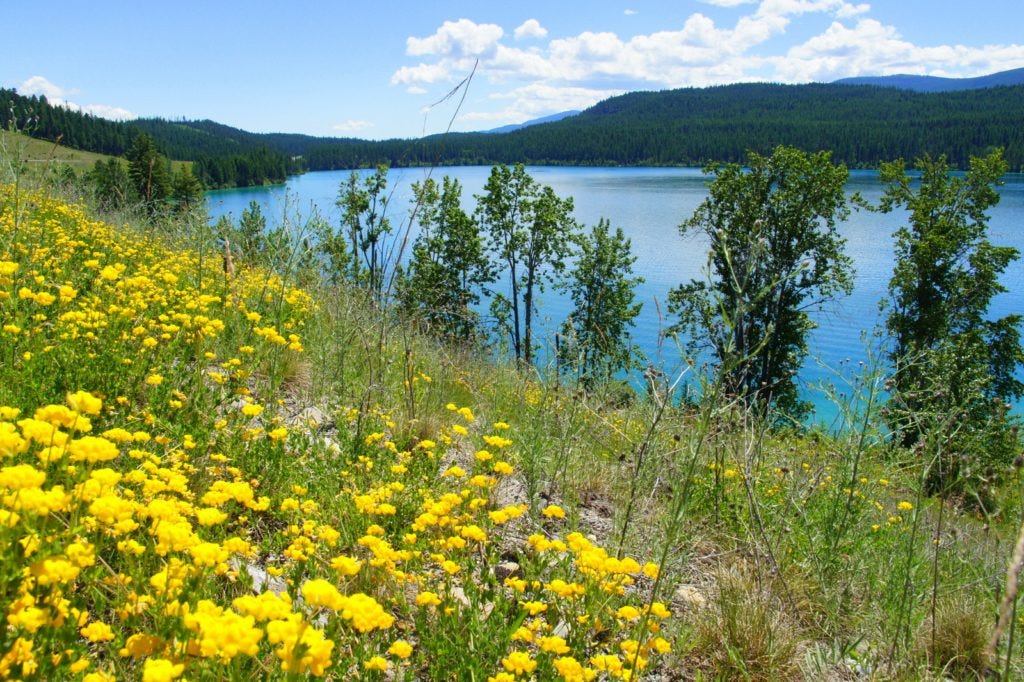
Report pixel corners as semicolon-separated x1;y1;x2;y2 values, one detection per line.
87;158;135;211
170;165;204;214
237;200;267;261
125;133;170;214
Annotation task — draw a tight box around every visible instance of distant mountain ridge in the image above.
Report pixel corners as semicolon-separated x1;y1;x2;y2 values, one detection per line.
833;66;1024;92
485;110;581;134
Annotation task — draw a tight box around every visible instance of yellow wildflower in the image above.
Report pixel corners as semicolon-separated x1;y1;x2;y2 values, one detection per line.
80;621;115;642
543;504;567;519
141;659;185;682
416;591;441;607
501;651;537;676
388;640;414;659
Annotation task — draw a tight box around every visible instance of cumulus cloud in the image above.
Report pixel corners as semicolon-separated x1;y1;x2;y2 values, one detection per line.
79;103;137;120
393;5;1024;129
514;19;547;40
406;18;503;58
623;9;638;16
17;75;136;121
391;62;453;86
332;119;375;133
19;75;70;100
836;2;869;18
776;17;1024;81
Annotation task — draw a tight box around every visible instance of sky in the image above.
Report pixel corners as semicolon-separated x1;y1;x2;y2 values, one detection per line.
4;0;1024;140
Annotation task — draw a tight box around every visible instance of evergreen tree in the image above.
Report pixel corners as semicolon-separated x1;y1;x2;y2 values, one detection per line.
669;145;854;420
170;164;204;213
87;158;135;211
879;149;1023;503
237;200;267;262
559;219;644;388
401;176;492;341
125;133;170;214
476;164;578;365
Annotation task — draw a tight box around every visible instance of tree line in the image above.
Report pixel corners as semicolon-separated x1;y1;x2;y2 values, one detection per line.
88;133;202;215
1;88;297;188
6;81;1023;188
302;84;1024;171
218;163;645;391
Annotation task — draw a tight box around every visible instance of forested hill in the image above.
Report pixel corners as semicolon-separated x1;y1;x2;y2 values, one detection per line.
4;80;1024;184
303;83;1024;171
0;88;300;188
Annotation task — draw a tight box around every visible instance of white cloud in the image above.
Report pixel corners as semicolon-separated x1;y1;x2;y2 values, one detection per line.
405;85;428;95
777;18;1024;81
514;19;547;40
394;6;1024;129
79;103;137;121
17;75;136;121
836;2;870;19
406;18;503;58
18;75;70;100
623;9;638;15
391;62;455;86
332;119;374;133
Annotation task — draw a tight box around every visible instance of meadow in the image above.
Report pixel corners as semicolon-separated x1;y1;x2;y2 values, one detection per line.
1;151;1022;680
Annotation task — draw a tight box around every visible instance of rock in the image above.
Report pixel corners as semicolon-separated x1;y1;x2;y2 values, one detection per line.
492;476;528;508
289;406;327;429
449;586;493;618
230;558;288;596
673;584;707;609
495;561;521;581
450;586;471;607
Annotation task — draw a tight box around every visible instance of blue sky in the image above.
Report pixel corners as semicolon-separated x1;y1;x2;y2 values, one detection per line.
4;1;1024;140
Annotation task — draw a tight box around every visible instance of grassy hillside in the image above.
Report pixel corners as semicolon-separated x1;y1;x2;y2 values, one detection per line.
1;166;1023;679
0;129;190;175
0;129;117;168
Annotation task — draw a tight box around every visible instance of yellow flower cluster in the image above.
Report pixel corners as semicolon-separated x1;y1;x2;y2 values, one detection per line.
0;187;675;679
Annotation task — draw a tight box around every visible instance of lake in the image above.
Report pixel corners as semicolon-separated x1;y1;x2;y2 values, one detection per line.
206;166;1024;424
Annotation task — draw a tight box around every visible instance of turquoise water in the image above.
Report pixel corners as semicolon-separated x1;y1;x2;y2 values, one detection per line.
206;167;1024;424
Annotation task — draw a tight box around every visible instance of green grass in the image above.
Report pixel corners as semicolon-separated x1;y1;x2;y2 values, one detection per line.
1;164;1023;680
0;129;190;172
1;129;117;168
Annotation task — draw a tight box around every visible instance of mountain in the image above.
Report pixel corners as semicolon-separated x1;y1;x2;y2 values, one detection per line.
833;66;1024;92
5;75;1024;186
485;110;581;134
0;88;302;188
302;82;1024;171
